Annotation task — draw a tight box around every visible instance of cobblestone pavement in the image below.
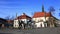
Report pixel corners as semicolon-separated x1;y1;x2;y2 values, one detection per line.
0;27;60;34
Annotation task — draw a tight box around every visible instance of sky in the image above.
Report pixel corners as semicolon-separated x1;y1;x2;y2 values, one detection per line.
0;0;60;19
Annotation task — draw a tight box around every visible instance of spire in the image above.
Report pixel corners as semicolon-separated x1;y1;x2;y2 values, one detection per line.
16;12;18;18
42;5;44;12
42;5;46;21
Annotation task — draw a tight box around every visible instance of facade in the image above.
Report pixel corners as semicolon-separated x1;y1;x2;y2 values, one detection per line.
53;18;60;27
13;13;31;28
17;13;31;22
6;20;13;28
13;5;55;28
32;11;56;28
32;5;55;28
32;12;51;28
13;20;19;28
0;18;7;28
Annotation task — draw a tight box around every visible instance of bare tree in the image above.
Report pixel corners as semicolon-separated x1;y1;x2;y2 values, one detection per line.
59;9;60;16
10;16;15;20
48;6;55;14
48;6;55;27
5;16;10;20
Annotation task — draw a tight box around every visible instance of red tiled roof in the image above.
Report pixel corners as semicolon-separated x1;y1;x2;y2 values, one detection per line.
33;12;51;18
16;13;31;19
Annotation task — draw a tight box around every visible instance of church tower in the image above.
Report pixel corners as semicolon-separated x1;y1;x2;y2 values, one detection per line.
42;5;44;12
42;5;46;21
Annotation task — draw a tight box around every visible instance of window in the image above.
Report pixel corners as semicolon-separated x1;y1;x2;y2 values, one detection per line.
15;25;16;27
40;19;43;22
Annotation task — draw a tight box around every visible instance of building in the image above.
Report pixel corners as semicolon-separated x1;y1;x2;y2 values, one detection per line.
17;13;31;23
32;5;55;28
13;19;19;28
13;5;55;28
0;18;7;28
13;13;31;28
7;20;13;28
54;18;60;27
32;12;51;28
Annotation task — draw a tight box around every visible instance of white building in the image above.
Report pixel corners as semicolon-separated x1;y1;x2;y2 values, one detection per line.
32;5;55;28
32;12;51;28
13;20;19;28
13;5;55;28
17;13;31;23
13;13;31;28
